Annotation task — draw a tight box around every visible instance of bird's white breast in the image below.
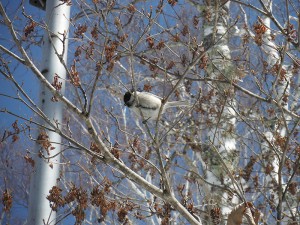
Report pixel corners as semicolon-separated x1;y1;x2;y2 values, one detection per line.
131;92;163;120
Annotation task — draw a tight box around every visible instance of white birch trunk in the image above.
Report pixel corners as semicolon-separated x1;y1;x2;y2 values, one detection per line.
27;1;70;224
260;0;296;223
200;1;238;217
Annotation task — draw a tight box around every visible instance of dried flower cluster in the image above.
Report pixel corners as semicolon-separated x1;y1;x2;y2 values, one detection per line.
52;74;62;91
253;22;267;46
104;40;120;71
167;0;178;6
2;189;13;212
210;207;221;225
47;186;65;211
90;24;98;40
271;63;287;81
110;142;121;159
47;185;88;224
90;141;101;164
45;179;143;224
37;131;55;155
70;62;80;87
153;202;172;225
127;4;136;13
51;74;62;102
288;182;297;195
242;155;258;181
146;35;155;48
284;23;297;42
23;21;37;38
74;24;88;39
11;120;20;142
24;153;35;167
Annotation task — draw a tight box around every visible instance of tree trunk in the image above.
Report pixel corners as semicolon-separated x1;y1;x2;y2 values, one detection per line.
201;0;239;219
28;1;70;224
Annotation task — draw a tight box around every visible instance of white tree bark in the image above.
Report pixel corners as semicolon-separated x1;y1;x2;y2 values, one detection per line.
27;1;70;224
200;1;239;216
260;0;296;223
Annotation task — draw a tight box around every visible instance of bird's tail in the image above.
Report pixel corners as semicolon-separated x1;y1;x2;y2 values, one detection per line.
165;101;189;108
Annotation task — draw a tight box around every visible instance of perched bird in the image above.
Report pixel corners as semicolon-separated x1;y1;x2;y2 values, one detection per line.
124;91;189;122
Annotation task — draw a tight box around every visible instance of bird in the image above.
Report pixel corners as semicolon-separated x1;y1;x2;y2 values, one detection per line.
123;91;189;122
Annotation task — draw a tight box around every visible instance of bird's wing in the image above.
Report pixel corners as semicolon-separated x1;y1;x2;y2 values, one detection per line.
136;92;161;110
165;101;189;108
142;92;162;100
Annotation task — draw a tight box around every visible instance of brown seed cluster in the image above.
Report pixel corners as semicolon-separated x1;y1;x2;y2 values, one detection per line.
271;64;287;83
47;186;65;211
104;40;119;71
70;62;80;87
24;153;35;167
143;83;152;92
167;0;178;6
90;141;101;164
52;74;62;91
199;52;208;69
153;202;172;225
11;120;20;142
74;24;88;39
193;16;199;27
37;131;55;155
23;21;37;38
274;133;287;150
210;207;221;225
90;24;98;40
156;40;165;50
127;4;136;13
288;182;297;195
45;178;145;224
110;142;121;159
51;74;62;102
47;184;88;224
182;25;189;36
146;35;155;48
242;155;258;181
2;189;13;212
284;23;297;42
253;22;267;46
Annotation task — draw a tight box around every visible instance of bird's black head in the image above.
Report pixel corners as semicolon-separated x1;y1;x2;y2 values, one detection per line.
124;91;133;107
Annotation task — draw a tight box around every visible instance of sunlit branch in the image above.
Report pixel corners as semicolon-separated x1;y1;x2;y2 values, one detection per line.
0;2;82;116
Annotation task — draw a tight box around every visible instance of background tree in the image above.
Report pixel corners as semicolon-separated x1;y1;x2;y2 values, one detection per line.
0;0;299;225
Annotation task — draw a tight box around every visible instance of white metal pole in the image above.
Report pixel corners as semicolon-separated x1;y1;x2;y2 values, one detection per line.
28;1;70;224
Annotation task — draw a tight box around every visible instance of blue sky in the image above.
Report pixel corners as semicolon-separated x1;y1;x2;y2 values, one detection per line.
0;1;46;223
1;1;299;224
0;1;43;129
